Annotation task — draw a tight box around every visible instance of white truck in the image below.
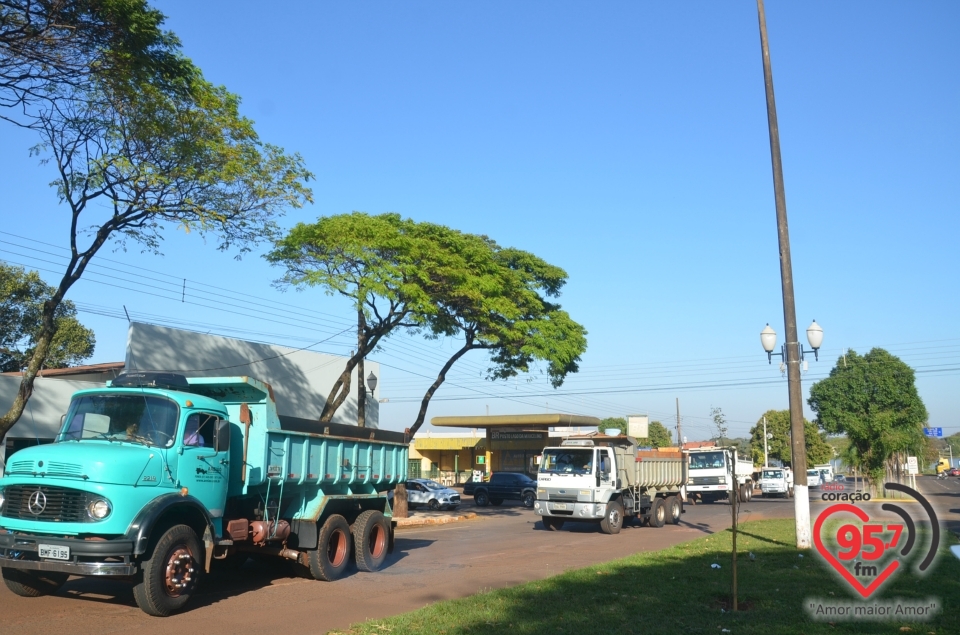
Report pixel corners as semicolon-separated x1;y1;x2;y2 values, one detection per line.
534;435;687;534
759;467;794;498
814;463;835;483
686;447;755;503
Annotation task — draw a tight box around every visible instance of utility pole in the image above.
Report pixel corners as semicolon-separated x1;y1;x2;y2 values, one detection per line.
756;0;810;549
763;415;769;468
676;398;683;448
729;447;739;611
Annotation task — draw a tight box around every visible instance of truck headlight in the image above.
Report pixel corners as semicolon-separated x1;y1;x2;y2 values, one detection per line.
0;489;5;511
687;478;694;485
718;476;726;484
87;498;112;520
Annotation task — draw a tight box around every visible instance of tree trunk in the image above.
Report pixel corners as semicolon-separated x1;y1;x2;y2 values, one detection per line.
407;342;476;439
357;309;366;428
0;299;58;439
393;482;409;519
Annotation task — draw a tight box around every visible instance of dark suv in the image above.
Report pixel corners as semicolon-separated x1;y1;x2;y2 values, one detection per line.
466;472;537;507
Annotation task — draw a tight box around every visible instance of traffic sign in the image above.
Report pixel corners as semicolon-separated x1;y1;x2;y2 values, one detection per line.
907;456;918;475
923;427;943;438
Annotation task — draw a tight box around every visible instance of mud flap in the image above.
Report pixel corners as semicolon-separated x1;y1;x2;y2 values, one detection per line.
388;520;396;554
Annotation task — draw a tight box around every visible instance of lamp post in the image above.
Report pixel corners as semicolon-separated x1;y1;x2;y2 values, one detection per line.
761;321;823;365
366;371;378;395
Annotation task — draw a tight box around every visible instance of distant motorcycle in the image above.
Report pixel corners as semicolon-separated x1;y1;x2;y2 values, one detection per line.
937;471;948;480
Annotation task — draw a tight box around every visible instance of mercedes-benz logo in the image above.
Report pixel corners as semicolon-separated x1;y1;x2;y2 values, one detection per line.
27;490;47;515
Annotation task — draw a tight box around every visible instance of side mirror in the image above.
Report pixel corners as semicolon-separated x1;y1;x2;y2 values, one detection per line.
216;418;231;452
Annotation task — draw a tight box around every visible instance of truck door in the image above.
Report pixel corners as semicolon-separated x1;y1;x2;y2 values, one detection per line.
597;449;615;488
179;412;230;517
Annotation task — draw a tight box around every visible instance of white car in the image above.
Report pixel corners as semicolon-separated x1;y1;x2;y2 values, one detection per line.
405;479;461;510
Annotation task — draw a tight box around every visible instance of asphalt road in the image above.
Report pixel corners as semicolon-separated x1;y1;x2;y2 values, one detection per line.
0;494;795;635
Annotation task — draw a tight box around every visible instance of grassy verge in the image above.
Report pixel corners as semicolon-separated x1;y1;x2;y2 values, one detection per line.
333;519;960;635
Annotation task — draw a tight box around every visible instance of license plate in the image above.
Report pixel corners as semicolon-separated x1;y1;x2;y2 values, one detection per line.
553;503;568;510
39;544;70;560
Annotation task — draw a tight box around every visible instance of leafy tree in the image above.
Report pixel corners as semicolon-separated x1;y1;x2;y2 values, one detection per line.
0;68;313;439
1;0;192;124
711;406;728;446
267;213;442;424
808;348;928;490
599;417;627;434
598;417;673;447
0;263;95;371
406;227;586;437
748;409;833;468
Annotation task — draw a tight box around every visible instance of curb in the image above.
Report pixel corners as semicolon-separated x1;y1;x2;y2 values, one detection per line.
395;512;478;530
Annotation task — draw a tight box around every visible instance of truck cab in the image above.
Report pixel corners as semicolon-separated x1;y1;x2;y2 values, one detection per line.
759;467;793;498
686;447;755;503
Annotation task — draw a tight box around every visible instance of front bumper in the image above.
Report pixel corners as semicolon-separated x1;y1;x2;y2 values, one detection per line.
0;530;137;576
533;499;604;519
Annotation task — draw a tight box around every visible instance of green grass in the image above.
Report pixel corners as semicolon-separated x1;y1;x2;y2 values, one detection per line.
332;519;960;635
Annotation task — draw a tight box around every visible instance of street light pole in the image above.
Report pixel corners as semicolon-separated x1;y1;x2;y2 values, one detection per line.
756;0;810;549
763;415;768;468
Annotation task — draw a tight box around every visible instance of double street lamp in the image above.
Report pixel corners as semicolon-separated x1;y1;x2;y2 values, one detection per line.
760;320;823;364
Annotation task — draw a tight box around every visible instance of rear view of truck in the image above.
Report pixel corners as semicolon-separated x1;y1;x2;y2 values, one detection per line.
0;373;407;616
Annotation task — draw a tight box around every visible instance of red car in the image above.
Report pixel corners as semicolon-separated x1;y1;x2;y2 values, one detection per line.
949;468;960;477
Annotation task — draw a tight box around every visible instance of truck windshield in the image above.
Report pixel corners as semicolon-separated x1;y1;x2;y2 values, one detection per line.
58;394;179;448
762;470;784;479
540;449;593;475
689;452;725;470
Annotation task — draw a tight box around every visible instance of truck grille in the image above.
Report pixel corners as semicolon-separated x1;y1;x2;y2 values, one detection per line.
548;494;578;503
691;476;721;485
0;485;91;523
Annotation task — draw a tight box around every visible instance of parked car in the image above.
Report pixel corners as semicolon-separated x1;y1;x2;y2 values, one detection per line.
469;472;538;507
404;478;461;510
949;467;960;477
834;474;846;482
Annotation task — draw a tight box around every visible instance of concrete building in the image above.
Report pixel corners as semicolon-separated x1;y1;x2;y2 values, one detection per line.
413;413;602;485
0;323;377;466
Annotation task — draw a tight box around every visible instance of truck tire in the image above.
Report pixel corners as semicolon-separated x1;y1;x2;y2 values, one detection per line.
542;517;564;531
738;484;746;503
308;515;352;581
599;500;624;534
649;498;666;528
353;510;389;572
1;568;68;597
474;490;490;506
746;484;754;501
521;491;536;508
666;495;682;524
132;524;202;617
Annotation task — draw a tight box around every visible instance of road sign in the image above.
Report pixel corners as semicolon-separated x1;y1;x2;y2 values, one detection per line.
907;456;919;475
923;427;943;438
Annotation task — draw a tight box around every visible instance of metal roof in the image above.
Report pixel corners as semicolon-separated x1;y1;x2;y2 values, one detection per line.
431;414;602;428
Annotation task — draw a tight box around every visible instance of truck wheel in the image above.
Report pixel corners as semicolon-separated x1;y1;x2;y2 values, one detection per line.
600;500;624;534
666;496;682;524
353;510;389;572
746;484;754;501
132;524;202;617
649;498;666;528
542;517;564;531
522;491;536;508
308;515;352;581
428;499;441;511
1;568;68;597
474;490;490;506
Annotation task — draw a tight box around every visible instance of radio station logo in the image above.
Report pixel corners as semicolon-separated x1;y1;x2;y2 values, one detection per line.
813;483;938;598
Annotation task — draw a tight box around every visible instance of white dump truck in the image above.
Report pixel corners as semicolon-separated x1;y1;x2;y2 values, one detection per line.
686;447;755;503
759;466;794;498
534;435;687;534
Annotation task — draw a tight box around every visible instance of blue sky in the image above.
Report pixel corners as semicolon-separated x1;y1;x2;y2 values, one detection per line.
1;1;957;441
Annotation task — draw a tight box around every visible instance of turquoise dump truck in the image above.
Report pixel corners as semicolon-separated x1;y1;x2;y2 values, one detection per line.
0;372;407;616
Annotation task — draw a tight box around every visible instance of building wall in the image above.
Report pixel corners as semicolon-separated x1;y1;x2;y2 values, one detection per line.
125;322;378;427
